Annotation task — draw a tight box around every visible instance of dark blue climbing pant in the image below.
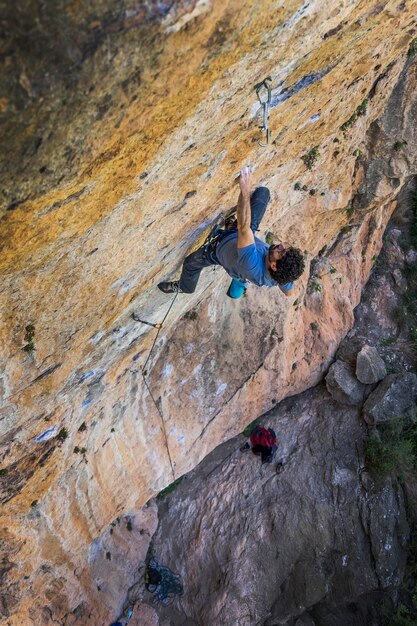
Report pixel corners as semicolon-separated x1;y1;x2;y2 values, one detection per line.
179;186;271;293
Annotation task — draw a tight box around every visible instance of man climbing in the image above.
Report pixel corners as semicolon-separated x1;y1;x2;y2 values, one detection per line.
158;166;305;298
240;424;279;465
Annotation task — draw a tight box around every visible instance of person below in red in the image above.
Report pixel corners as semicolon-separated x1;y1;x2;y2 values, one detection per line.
240;424;278;464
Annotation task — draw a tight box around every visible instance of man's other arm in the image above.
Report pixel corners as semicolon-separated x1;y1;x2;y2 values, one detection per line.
278;282;295;296
237;166;255;249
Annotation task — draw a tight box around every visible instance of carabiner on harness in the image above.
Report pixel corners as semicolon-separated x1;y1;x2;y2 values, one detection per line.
254;77;272;147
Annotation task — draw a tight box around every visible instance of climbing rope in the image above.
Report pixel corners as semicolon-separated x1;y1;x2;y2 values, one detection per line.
131;291;179;479
145;557;183;606
132;211;230;376
140;370;176;478
133;289;179;376
131;214;231;478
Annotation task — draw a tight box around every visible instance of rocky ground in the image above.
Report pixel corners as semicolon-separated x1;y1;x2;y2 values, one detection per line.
103;188;417;626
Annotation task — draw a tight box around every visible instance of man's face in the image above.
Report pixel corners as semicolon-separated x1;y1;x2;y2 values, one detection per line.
267;243;287;272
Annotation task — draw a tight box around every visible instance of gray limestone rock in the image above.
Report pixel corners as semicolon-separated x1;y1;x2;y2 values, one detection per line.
392;268;407;292
363;373;417;425
295;617;316;626
368;478;409;588
356;345;387;384
325;360;366;405
406;249;417;264
144;387;408;626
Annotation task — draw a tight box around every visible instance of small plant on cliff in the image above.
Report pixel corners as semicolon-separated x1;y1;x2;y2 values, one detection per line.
308;265;342;294
184;310;198;321
346;204;356;219
340;99;368;137
393;140;407;151
301;146;320;170
73;446;87;455
0;468;8;477
365;415;417;479
308;278;322;293
381;336;396;347
56;428;68;442
242;417;261;437
22;324;35;353
265;231;275;245
157;476;184;499
408;37;417;57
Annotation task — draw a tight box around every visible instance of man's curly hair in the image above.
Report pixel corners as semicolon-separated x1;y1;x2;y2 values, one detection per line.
270;247;305;284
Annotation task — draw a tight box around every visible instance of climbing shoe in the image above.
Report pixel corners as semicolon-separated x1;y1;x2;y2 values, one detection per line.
276;461;284;474
240;442;250;452
157;281;182;294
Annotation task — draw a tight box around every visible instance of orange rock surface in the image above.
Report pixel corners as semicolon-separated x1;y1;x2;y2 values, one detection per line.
1;0;417;622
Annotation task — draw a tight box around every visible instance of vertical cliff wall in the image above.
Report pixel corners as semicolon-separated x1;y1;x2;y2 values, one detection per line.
1;1;417;623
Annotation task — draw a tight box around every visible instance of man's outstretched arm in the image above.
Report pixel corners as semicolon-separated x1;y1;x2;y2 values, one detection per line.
237;166;255;249
278;285;293;296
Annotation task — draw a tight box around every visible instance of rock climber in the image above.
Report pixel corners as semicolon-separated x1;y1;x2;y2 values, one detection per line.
157;166;305;299
240;424;279;466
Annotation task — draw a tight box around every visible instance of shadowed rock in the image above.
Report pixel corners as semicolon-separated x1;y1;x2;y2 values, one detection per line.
363;373;417;425
143;386;408;626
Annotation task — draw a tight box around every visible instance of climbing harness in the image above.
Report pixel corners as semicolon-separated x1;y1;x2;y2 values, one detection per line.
202;210;239;263
202;212;226;249
255;76;272;147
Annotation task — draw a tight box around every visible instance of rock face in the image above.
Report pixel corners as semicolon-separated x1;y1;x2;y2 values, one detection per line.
107;187;417;626
325;359;366;405
1;1;417;622
356;344;387;384
363;373;417;425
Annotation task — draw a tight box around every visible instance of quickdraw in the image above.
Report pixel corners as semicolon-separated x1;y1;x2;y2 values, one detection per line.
131;314;162;329
255;76;272;147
